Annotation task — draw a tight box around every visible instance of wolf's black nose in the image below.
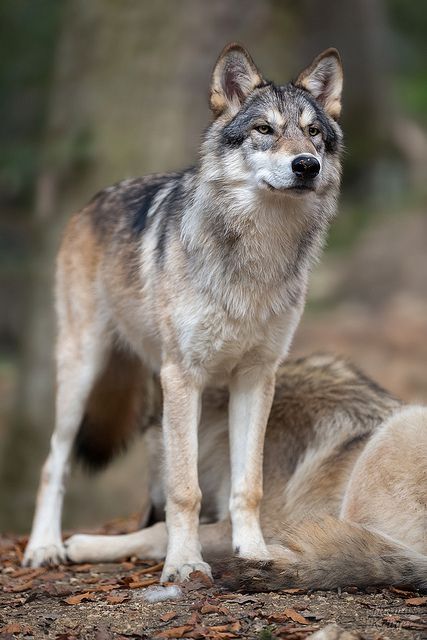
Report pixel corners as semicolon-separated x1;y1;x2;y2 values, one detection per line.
291;155;320;178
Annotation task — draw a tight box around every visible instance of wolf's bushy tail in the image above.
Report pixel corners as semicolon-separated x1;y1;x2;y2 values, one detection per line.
218;517;427;591
74;347;160;470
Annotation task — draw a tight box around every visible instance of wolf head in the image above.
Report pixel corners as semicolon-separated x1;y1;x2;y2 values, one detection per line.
203;44;343;199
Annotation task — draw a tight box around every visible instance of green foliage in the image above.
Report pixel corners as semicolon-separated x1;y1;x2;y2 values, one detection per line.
257;627;279;640
44;126;95;176
388;0;427;123
395;73;427;125
0;0;63;206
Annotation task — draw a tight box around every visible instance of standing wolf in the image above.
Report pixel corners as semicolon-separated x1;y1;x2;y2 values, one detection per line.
24;44;343;582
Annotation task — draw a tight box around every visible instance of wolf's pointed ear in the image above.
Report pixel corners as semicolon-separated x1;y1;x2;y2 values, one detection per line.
210;43;263;117
295;49;343;120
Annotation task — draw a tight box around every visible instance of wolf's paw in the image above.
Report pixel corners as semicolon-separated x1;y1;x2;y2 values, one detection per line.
234;542;272;561
161;560;212;584
23;542;66;567
64;534;101;563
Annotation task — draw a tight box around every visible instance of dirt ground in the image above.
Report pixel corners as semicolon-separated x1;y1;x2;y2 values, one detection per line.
1;531;426;640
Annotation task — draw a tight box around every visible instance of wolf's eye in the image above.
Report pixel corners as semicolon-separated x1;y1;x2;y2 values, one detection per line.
255;124;273;135
308;126;320;137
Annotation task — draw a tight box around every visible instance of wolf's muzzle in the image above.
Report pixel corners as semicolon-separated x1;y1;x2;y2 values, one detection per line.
291;155;321;179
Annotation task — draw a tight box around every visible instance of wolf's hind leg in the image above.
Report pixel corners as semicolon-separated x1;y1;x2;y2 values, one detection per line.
341;405;427;555
228;363;276;560
65;519;231;564
65;522;168;563
23;324;110;567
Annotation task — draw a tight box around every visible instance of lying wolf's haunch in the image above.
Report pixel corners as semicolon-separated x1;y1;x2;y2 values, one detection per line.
218;517;427;591
218;403;427;591
65;357;427;591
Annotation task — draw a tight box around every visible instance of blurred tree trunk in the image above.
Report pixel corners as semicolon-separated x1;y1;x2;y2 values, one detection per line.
293;0;404;203
1;0;291;531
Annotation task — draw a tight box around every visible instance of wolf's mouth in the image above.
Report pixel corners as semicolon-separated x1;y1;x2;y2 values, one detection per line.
262;180;315;194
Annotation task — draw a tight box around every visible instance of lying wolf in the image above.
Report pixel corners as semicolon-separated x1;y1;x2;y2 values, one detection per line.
65;354;427;590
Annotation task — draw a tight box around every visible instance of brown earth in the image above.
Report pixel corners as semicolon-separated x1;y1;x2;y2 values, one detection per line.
1;531;426;640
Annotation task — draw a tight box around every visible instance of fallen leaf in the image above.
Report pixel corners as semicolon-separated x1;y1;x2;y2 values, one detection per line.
343;586;359;594
0;623;33;634
189;570;214;587
280;588;306;594
64;591;97;605
14;545;24;563
154;625;193;638
3;579;33;593
72;563;93;572
200;603;222;614
269;608;310;625
128;577;158;589
383;615;402;626
135;561;164;575
39;571;66;582
388;586;416;597
405;596;427;606
160;611;177;623
105;593;129;604
81;575;100;584
91;584;116;593
9;567;46;580
185;612;200;626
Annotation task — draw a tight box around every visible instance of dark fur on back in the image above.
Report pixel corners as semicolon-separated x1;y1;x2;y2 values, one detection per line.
88;172;185;242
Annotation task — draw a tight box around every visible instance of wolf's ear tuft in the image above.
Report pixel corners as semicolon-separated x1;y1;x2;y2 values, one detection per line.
210;43;263;117
295;49;343;120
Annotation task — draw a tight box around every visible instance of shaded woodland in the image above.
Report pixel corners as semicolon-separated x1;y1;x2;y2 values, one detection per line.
0;0;426;532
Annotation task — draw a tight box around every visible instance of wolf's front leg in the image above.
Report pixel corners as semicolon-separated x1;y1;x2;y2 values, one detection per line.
228;363;276;560
160;363;210;582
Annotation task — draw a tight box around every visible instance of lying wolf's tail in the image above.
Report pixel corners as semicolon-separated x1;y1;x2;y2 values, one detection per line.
74;347;160;470
218;517;427;591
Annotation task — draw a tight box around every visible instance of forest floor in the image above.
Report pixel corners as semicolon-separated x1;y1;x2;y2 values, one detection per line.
1;530;426;640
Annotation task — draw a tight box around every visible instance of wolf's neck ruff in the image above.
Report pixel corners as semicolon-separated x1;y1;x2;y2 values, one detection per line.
177;169;330;320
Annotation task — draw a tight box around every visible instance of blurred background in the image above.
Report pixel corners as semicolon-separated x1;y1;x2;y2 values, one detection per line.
0;0;426;533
